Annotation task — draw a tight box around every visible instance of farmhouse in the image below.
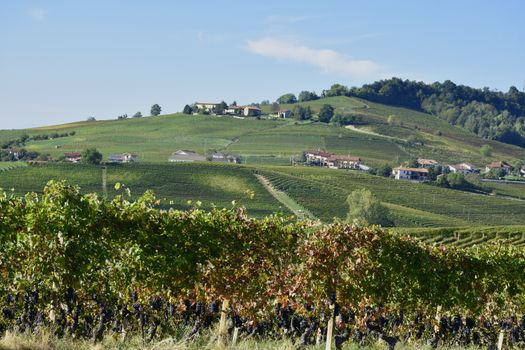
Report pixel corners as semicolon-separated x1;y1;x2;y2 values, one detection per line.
305;150;361;169
278;109;292;118
326;155;361;169
485;161;511;175
108;153;137;163
212;152;241;164
521;165;525;177
225;105;242;115
417;158;439;168
392;167;429;181
448;162;479;174
243;106;262;117
195;102;221;113
305;150;333;166
64;152;82;163
168;150;206;163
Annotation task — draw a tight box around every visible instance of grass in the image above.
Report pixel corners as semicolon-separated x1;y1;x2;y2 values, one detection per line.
0;328;483;350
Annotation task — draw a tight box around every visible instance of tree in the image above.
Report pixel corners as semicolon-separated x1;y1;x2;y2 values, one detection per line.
480;144;493;157
87;117;96;122
376;163;393;177
82;148;102;165
132;112;143;118
270;102;280;113
217;101;228;114
322;83;349;97
151;104;162;116
298;91;319;102
319;104;334;123
183;105;193;114
277;93;297;104
346;189;392;226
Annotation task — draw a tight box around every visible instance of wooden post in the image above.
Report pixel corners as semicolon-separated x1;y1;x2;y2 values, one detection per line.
232;327;239;345
219;299;229;337
497;330;504;350
101;166;107;198
325;303;335;350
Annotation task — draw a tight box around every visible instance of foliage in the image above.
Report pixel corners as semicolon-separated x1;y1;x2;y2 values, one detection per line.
132;111;143;118
347;78;525;147
291;105;312;120
376;163;393;177
298;90;319;102
277;93;297;104
318;104;334;123
183;105;193;114
321;83;349;97
331;111;360;126
81;148;102;165
346;188;392;226
151;104;162;116
480;144;493;157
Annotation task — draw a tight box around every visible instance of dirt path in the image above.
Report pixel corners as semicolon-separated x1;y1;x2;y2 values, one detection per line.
254;174;318;220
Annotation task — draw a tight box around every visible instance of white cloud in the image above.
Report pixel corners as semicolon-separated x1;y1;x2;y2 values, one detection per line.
245;37;383;78
29;8;47;21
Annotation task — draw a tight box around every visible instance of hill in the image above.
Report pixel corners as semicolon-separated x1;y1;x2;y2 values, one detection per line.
2;96;525;168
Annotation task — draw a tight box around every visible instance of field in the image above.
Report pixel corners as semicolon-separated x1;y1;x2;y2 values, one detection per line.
258;165;525;227
2;96;525;169
0;163;288;217
2;163;525;231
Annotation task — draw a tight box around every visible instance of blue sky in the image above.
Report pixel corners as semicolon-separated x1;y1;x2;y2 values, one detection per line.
1;0;524;129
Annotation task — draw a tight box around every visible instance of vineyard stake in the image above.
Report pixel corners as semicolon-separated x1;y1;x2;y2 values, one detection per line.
325;303;335;350
232;327;239;345
219;299;229;337
497;330;504;350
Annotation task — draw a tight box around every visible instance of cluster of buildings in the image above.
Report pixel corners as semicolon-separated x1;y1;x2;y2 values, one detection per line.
63;152;137;164
195;102;262;117
194;102;293;119
304;150;362;170
392;158;525;181
168;150;241;164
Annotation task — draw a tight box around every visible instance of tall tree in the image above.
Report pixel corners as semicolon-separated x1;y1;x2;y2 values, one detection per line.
346;188;392;226
82;148;102;165
319;104;335;123
151;104;162;116
183;105;193;114
277;93;297;104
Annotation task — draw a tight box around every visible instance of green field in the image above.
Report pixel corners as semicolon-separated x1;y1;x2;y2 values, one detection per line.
2;162;525;231
257;166;525;227
2;96;525;168
2;95;525;235
0;163;289;217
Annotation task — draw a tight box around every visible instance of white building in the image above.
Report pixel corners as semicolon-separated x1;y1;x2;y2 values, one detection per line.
392;167;429;181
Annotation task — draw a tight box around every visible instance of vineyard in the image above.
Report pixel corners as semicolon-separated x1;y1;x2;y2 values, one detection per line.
0;163;288;217
399;226;525;249
258;166;525;227
1;181;525;349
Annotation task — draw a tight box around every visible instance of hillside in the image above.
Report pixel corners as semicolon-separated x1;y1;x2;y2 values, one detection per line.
2;96;525;168
2;95;525;231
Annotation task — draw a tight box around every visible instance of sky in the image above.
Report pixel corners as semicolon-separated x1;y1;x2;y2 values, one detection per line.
1;0;524;129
